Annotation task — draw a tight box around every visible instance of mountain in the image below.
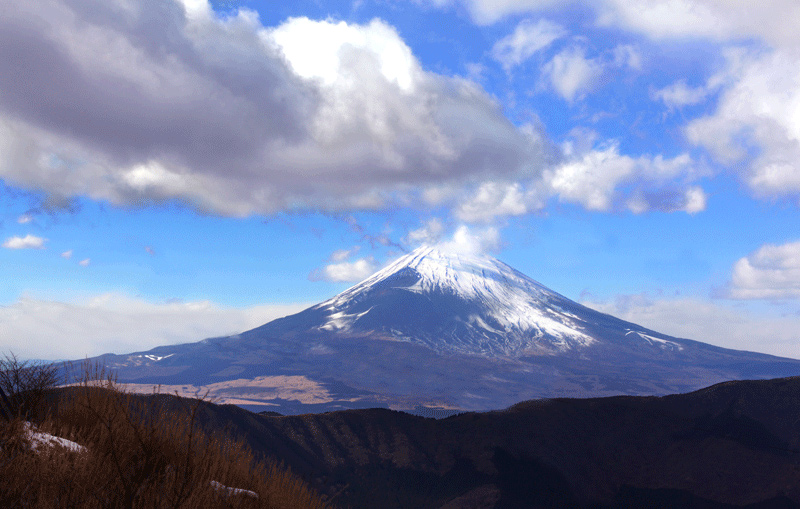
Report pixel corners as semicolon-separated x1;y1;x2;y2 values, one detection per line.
221;375;800;507
258;245;702;357
45;375;800;508
85;246;800;414
269;246;598;356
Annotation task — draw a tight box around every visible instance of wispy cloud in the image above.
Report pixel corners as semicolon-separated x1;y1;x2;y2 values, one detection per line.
651;80;710;109
329;246;360;262
435;0;800;49
431;0;800;207
492;18;566;70
405;218;445;246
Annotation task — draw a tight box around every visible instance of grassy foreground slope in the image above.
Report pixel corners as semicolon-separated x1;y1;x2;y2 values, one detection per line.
0;361;326;509
4;355;800;508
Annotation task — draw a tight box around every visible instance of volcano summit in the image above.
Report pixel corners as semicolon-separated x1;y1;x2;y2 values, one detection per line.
94;246;800;414
311;246;596;356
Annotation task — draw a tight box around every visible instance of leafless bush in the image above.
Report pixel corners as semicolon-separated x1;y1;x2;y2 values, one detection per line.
0;358;327;509
0;352;59;420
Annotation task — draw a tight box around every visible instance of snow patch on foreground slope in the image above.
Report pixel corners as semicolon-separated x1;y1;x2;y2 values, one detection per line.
19;422;87;453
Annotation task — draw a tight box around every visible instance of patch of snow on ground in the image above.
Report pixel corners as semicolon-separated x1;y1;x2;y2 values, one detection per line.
210;480;259;499
24;422;87;453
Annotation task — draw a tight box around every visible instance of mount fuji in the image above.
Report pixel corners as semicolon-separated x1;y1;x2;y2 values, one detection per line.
87;246;800;414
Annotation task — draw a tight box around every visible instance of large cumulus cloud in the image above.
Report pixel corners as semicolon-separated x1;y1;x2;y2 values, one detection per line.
0;0;548;216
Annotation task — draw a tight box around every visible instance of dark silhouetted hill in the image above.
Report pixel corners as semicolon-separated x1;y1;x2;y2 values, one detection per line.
45;375;800;508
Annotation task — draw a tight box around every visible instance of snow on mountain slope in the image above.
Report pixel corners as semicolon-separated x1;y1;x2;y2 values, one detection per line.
92;245;800;414
307;246;604;356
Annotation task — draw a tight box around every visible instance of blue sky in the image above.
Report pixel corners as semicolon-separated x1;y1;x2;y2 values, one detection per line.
2;0;800;360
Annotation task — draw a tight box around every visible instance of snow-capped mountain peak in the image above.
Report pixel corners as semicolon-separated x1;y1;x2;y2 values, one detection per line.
315;246;597;356
329;246;554;301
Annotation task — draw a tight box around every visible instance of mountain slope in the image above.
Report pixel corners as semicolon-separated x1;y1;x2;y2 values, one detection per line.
87;246;800;414
45;376;800;508
297;246;597;356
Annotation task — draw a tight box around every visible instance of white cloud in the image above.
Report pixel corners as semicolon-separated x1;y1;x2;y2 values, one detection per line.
433;0;566;25
405;220;502;257
430;138;705;221
583;294;800;360
681;186;707;214
542;46;603;101
612;44;641;70
686;48;800;200
330;246;360;262
310;257;378;283
0;1;548;217
652;80;709;109
0;293;311;360
596;0;800;49
728;241;800;300
78;258;91;267
625;186;707;215
2;234;46;249
405;218;446;246
428;0;800;188
61;250;72;259
437;224;501;255
545;141;704;213
491;18;566;70
455;181;532;223
16;214;33;224
270;17;418;91
437;0;800;50
548;143;633;210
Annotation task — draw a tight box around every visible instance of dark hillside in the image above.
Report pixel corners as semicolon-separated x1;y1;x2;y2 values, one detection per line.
45;376;800;508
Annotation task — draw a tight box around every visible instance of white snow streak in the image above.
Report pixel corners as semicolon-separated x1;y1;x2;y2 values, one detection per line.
625;330;683;351
321;246;595;353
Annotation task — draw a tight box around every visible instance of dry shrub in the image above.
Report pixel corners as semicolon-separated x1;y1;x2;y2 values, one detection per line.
0;360;326;509
0;352;59;420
